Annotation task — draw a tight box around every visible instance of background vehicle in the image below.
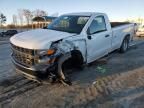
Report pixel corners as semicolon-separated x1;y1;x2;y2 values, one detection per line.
0;32;4;37
4;30;18;36
10;12;135;85
0;31;6;37
136;25;144;37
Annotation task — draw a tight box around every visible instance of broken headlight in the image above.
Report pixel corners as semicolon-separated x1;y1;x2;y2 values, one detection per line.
38;49;56;56
37;49;57;64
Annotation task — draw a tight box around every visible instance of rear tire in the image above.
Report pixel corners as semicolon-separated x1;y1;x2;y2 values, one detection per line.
119;36;129;53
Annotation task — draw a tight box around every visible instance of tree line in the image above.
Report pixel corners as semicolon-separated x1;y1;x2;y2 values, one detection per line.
0;9;58;29
0;13;6;27
13;9;48;26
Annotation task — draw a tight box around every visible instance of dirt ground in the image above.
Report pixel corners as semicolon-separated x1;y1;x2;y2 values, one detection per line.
0;37;144;108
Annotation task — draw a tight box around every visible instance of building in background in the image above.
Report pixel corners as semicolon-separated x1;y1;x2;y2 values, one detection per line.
32;16;57;29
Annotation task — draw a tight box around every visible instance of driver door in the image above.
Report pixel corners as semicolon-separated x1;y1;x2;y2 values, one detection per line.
87;16;112;63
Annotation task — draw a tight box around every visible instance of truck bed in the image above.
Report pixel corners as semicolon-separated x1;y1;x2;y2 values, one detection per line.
111;22;134;51
111;22;130;28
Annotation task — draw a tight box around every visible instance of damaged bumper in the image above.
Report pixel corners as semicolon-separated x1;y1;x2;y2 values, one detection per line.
11;57;57;81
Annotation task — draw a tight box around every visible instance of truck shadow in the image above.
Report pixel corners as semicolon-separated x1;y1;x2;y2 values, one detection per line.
69;43;144;85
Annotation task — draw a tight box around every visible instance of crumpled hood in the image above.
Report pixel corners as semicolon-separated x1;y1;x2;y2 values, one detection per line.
10;29;75;49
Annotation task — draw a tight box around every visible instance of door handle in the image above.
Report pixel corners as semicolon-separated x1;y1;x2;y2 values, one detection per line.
105;35;110;38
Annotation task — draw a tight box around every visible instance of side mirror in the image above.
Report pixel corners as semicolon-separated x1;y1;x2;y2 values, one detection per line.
87;27;91;35
87;28;92;40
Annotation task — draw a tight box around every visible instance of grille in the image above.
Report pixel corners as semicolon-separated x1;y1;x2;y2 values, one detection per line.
11;44;39;67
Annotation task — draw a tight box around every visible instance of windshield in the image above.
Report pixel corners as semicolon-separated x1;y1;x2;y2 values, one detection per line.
47;15;90;34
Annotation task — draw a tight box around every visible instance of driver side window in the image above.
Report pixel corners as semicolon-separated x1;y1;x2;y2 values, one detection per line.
89;16;107;34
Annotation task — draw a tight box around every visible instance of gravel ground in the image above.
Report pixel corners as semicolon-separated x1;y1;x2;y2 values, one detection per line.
0;38;144;108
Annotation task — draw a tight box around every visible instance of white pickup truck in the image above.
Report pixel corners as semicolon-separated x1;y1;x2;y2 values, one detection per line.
10;12;135;85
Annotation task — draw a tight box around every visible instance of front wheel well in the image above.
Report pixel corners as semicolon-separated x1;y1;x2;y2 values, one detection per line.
62;50;84;70
71;50;84;66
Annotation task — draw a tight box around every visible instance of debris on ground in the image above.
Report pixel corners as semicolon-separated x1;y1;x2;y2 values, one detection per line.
96;66;107;74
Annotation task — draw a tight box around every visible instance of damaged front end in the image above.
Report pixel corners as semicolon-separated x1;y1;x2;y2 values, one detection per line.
12;40;74;85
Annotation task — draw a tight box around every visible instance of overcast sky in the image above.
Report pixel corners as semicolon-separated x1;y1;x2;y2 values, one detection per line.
0;0;144;24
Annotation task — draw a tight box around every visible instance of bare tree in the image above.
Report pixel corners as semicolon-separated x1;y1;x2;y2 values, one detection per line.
39;10;48;16
12;14;18;26
23;9;33;25
33;9;48;17
18;9;24;26
138;17;143;25
0;13;6;28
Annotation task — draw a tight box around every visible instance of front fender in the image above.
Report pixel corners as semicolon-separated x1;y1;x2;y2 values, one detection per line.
50;37;87;64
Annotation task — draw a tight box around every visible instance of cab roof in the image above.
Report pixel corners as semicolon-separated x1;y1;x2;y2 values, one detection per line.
63;12;105;16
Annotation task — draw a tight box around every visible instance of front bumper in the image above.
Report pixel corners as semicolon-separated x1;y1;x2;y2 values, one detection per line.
12;57;56;80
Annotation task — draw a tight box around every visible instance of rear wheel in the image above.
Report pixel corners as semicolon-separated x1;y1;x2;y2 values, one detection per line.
119;36;129;53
